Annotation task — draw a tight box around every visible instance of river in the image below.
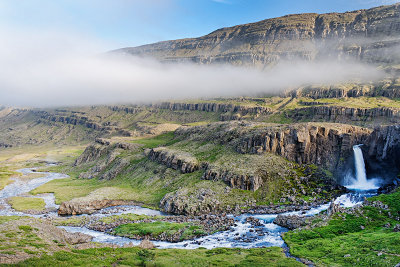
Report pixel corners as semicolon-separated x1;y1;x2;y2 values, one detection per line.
0;145;381;249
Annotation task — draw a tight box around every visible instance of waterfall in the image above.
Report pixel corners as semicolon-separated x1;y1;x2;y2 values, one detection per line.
353;145;368;185
345;145;379;190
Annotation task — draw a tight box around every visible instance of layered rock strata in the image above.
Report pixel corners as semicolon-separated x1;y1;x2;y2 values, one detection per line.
364;125;400;181
288;106;400;123
116;4;400;67
152;102;273;117
201;165;263;191
144;147;199;174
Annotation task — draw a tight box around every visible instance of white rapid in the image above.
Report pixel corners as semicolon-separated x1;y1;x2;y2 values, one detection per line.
345;145;380;191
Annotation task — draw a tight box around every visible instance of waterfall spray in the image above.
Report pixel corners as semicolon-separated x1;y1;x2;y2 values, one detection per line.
345;145;379;190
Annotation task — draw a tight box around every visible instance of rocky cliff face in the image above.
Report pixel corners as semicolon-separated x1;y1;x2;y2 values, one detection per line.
144;147;200;174
108;106;143;114
75;138;140;180
144;147;263;191
152;102;272;117
115;4;400;67
201;165;263;191
235;123;372;173
176;122;371;174
285;79;400;99
37;111;108;132
363;125;400;182
288;106;400;124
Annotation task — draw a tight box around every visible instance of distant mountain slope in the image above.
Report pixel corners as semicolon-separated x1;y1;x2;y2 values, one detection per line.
115;3;400;67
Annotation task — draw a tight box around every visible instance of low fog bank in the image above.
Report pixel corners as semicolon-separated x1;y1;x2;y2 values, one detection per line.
0;29;387;107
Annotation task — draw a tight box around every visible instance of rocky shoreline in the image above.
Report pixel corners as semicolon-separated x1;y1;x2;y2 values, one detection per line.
58;200;145;216
54;212;236;243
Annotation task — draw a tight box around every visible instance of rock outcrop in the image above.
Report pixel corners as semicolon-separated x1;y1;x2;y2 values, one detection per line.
75;139;141;180
144;147;199;174
0;142;12;148
235;124;370;170
160;188;224;215
288;106;400;124
58;199;139;215
273;214;307;230
285;80;400;99
152;102;273;117
37;111;108;132
108;105;143;114
364;125;400;182
202;165;263;191
115;4;400;67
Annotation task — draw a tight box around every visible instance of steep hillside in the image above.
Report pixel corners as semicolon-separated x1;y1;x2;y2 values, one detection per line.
115;3;400;67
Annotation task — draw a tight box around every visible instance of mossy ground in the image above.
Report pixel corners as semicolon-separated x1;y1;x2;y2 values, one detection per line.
15;247;304;267
113;221;207;241
284;190;400;267
0;167;16;190
8;197;46;211
0;216;22;225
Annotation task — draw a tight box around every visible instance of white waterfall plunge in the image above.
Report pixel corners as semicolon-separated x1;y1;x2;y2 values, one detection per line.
354;145;368;185
345;145;380;190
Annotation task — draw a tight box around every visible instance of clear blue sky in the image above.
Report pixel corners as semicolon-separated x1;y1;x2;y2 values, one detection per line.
0;0;398;50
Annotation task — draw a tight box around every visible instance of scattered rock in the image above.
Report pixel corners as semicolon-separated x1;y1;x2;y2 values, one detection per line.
139;239;155;249
58;199;140;216
273;215;307;230
327;202;343;216
64;232;93;245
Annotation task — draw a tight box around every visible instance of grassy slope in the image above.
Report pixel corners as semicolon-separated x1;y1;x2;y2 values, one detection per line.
16;247;304;267
284;190;400;267
32;123;342;213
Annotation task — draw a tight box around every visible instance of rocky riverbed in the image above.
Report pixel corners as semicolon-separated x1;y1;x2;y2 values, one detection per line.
0;167;380;251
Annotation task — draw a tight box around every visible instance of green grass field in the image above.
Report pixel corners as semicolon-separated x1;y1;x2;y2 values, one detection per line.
284;190;400;267
16;247;304;267
8;197;46;211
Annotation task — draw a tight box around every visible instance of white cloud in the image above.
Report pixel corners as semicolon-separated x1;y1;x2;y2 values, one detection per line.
0;26;386;108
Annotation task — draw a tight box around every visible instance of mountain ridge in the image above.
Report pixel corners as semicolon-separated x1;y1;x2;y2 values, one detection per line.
114;3;400;67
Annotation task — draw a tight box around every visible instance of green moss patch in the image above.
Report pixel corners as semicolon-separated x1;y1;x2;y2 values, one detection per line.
113;221;207;241
0;167;16;190
9;197;46;211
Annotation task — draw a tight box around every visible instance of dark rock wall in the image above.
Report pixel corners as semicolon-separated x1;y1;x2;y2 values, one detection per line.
234;124;371;174
364;125;400;181
288;106;400;124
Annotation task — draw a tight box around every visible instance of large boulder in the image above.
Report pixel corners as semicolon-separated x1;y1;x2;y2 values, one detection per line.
273;214;307;230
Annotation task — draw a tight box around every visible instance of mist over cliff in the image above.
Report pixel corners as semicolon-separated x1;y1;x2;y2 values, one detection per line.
2;4;400;107
116;3;400;67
